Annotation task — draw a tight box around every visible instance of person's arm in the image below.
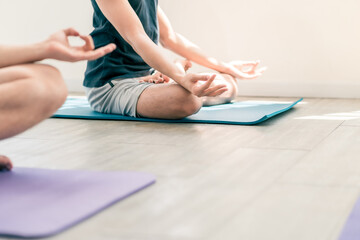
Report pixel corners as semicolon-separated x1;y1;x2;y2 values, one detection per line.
0;44;48;68
0;28;116;68
95;0;225;97
157;6;265;79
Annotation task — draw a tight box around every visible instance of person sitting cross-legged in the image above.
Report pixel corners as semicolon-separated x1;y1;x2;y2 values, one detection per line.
0;28;116;171
84;0;266;120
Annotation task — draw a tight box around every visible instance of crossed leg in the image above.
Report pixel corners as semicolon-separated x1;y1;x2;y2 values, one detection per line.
137;60;238;119
0;63;68;170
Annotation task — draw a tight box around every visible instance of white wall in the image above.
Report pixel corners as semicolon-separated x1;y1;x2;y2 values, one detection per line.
0;0;93;92
1;0;359;98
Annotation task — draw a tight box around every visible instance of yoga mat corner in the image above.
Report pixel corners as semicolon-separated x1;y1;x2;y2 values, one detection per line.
0;167;156;239
338;196;360;240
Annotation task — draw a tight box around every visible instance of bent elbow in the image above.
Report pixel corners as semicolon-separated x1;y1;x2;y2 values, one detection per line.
160;33;176;50
125;32;149;51
160;36;170;49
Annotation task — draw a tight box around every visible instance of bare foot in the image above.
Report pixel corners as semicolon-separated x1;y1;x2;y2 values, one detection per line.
140;59;192;84
174;59;192;73
0;155;13;171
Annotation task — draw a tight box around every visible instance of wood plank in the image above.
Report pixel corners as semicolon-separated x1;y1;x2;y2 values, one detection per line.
48;148;304;240
278;126;360;187
209;184;358;240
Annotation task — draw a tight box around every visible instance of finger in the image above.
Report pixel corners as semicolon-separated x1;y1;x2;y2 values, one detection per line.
197;74;217;91
63;27;80;37
242;69;264;79
141;79;154;83
192;74;217;96
188;61;192;68
153;77;164;84
158;73;170;83
71;50;104;61
141;75;154;82
203;84;227;96
250;61;259;70
157;78;165;84
243;61;258;66
232;60;259;73
153;76;163;84
79;44;116;61
241;60;260;66
206;87;229;97
163;75;171;83
90;43;116;57
79;35;95;51
143;78;153;83
102;43;117;53
184;60;192;71
242;61;259;73
257;66;267;73
243;72;262;79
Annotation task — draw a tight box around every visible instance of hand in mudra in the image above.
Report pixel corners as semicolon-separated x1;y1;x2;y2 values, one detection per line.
45;28;116;62
225;60;267;80
183;73;228;97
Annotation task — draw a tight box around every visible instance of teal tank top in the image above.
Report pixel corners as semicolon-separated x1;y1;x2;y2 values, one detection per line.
84;0;159;88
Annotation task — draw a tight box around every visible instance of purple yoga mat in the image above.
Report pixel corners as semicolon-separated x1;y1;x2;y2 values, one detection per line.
0;167;155;238
338;197;360;240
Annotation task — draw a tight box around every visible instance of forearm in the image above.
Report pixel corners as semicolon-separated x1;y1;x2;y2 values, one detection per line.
0;42;48;68
95;0;188;86
163;33;229;73
131;35;186;84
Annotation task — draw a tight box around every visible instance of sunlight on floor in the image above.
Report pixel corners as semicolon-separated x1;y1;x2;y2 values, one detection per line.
296;111;360;120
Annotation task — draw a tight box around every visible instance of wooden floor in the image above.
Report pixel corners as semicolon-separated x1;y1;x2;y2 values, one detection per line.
1;96;360;240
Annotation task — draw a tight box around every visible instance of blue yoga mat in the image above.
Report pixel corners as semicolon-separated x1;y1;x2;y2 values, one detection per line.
0;168;155;238
338;197;360;240
53;97;303;125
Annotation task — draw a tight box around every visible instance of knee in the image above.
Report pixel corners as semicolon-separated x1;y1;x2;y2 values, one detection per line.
26;64;68;115
39;65;68;108
220;74;238;99
175;93;202;118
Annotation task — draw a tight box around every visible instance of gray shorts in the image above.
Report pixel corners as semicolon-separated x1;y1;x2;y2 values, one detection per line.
84;78;153;117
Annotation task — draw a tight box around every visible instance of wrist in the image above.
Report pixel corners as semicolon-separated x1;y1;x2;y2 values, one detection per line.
218;62;232;73
171;72;186;85
34;41;51;61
